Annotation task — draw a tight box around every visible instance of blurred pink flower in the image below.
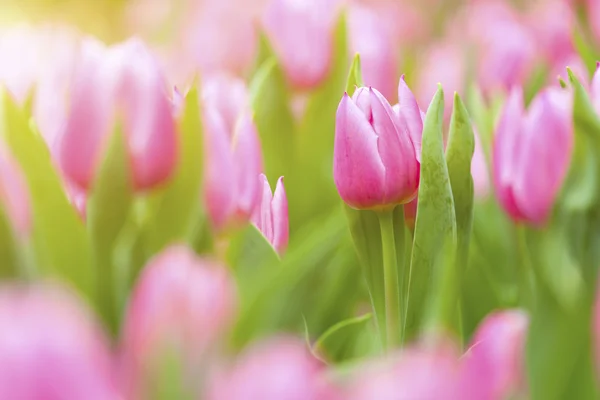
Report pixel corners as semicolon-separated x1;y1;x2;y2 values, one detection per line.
59;37;177;192
263;0;341;89
588;0;600;45
252;174;289;255
472;129;490;201
348;4;399;100
0;284;118;400
202;73;250;134
122;245;237;399
458;310;529;400
493;87;573;225
416;42;465;119
527;0;575;66
203;87;263;232
0;148;31;238
346;339;461;400
208;336;341;400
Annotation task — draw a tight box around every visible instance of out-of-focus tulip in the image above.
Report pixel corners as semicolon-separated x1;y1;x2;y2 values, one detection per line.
458;310;529;400
0;284;118;400
122;245;237;399
416;42;465;119
472;129;490;201
527;0;574;66
252;174;289;255
348;4;399;101
208;336;341;400
203;96;263;232
588;0;600;45
493;87;572;225
202;74;250;134
346;340;461;400
334;87;419;210
263;0;340;89
59;37;177;192
0;149;31;238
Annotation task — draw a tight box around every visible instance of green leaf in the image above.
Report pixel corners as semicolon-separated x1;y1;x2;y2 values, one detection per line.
226;224;280;277
345;54;364;95
406;86;457;338
1;91;92;295
0;205;22;278
147;85;204;252
312;313;372;361
573;26;598;77
250;57;295;184
87;127;133;334
445;93;475;336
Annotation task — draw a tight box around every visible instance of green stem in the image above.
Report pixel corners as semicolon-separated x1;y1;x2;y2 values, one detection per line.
515;224;534;309
377;209;401;350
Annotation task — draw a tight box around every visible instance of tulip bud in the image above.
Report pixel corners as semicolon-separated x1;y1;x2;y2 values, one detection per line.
204;102;263;232
0;284;118;400
252;174;289;255
208;336;341;400
59;37;177;192
122;245;237;399
346;340;460;400
492;87;572;225
459;310;529;400
334;87;419;210
590;63;600;113
263;0;341;89
0;149;31;238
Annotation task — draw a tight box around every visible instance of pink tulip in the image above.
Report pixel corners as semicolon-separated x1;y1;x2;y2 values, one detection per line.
493;87;572;225
416;42;465;119
202;73;250;134
334;87;419;210
59;37;177;192
346;339;461;400
122;245;237;399
208;336;341;400
458;310;529;400
348;4;399;100
203;99;263;232
0;149;31;238
263;0;341;89
252;174;289;255
527;0;574;66
0;284;118;400
588;0;600;45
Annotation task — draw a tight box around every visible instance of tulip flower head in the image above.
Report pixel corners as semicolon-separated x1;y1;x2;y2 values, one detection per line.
122;245;237;399
208;336;341;400
263;0;340;89
203;103;263;233
252;174;289;255
0;284;118;400
459;310;529;400
334;86;419;210
493;87;572;225
59;37;177;192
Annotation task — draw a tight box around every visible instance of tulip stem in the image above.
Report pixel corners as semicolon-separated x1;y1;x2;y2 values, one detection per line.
377;209;402;350
515;224;534;309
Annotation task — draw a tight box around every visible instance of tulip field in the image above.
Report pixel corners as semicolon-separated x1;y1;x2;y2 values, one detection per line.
3;0;600;398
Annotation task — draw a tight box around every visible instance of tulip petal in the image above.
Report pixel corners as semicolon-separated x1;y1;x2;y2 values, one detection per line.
232;112;263;220
492;87;526;221
271;176;289;255
333;93;385;209
252;174;274;243
513;88;572;224
204;107;236;231
398;75;423;162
